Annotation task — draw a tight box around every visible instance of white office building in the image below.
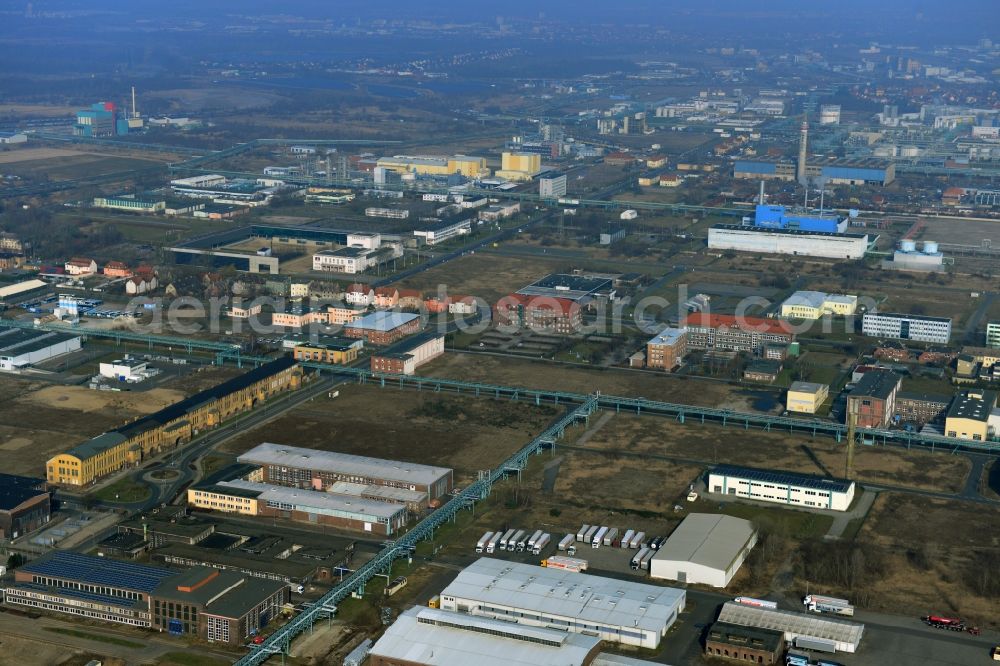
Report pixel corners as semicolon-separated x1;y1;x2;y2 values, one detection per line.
539;174;568;198
649;514;756;588
438;558;686;649
413;219;472;245
707;465;856;512
312;247;378;274
862;312;952;344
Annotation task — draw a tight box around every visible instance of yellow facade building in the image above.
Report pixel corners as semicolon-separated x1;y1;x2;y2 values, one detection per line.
47;357;303;487
495;152;542;182
292;338;362;365
786;381;830;414
375;155;488;178
944;390;996;441
780;291;858;320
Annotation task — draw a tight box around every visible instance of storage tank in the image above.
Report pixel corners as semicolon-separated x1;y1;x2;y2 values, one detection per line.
900;239;917;252
923;241;939;254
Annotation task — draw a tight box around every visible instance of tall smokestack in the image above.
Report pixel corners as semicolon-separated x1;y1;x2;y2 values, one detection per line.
758;180;765;206
131;86;137;118
797;115;809;185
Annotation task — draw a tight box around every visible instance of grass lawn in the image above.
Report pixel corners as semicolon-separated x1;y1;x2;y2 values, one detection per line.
44;627;145;648
92;477;151;503
687;499;834;539
159;653;232;666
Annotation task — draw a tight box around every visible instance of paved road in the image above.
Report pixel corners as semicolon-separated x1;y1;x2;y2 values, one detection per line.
962;291;996;344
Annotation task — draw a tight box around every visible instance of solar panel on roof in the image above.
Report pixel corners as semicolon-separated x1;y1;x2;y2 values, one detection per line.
713;465;852;493
23;551;174;593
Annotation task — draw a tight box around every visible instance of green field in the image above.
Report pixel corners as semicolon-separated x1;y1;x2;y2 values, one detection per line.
44;627;145;648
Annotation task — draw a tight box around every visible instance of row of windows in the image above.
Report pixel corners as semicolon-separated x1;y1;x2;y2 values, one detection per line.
6;594;148;626
31;575;143;601
474;603;649;641
206;615;231;643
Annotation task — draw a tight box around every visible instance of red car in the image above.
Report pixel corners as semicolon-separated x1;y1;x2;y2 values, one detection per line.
252;635;265;645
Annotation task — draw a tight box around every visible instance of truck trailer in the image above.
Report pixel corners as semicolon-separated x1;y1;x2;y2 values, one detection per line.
532;533;550;555
511;529;527;552
541;556;588;572
476;531;495;553
620;529;635;548
577;525;591;542
639;548;656;571
486;532;502;553
735;597;778;610
558;534;575;551
583;525;598;544
527;530;544;550
629;532;645;549
603;527;619;547
804;595;855;617
592;526;608;548
631;547;651;570
499;529;516;551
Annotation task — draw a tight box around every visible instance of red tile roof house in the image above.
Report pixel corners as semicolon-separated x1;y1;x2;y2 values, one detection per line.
397;289;424;310
682;312;795;355
345;283;375;307
65;257;97;276
102;261;132;278
494;293;582;335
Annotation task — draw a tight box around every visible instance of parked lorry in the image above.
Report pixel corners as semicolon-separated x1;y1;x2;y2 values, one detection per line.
630;547;650;570
512;530;528;552
486;532;502;554
541;556;588;572
532;533;551;555
558;534;575;551
583;525;598;544
603;527;619;547
804;595;855;617
499;529;516;551
527;529;544;550
592;526;608;548
735;597;778;610
621;529;635;548
922;615;980;635
629;531;645;549
476;531;495;554
577;525;591;542
639;548;656;571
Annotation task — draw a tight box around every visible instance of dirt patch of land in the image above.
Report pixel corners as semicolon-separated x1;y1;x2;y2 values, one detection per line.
0;148;84;163
21;385;184;414
850;493;1000;625
575;413;970;494
395;253;570;303
423;352;761;409
218;384;561;483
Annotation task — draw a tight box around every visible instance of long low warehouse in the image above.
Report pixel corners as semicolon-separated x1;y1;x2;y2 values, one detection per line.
438;558;686;650
717;601;864;653
188;479;408;535
237;442;453;502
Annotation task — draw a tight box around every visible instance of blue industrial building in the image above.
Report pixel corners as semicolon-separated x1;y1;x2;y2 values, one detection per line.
751;205;845;233
75;102;128;137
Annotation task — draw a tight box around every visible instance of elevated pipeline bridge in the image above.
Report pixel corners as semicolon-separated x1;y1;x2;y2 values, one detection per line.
233;395;600;666
0;318;240;361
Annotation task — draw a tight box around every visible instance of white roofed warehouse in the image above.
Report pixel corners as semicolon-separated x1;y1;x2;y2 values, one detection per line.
367;606;604;666
650;514;757;588
438;558;686;649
